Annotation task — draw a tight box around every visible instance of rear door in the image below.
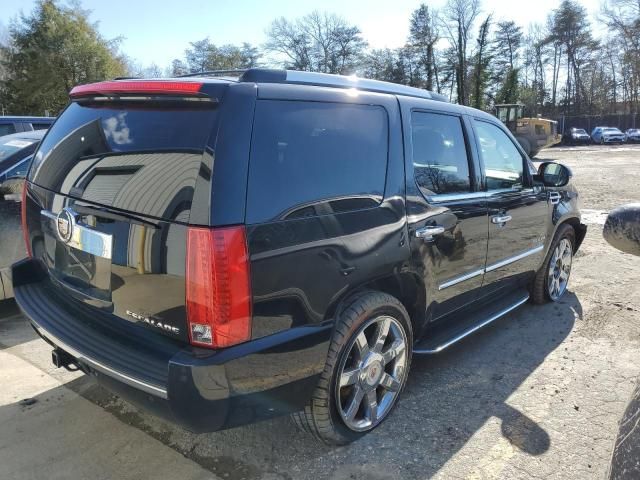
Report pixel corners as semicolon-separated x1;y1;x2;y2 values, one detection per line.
472;119;548;295
403;103;489;321
25;92;222;342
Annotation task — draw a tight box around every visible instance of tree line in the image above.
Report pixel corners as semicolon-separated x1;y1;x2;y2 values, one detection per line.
1;0;639;119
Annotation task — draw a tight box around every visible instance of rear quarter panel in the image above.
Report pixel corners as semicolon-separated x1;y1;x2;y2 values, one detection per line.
245;85;409;339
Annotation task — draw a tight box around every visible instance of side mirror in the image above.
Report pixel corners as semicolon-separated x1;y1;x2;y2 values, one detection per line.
537;162;571;187
603;204;640;256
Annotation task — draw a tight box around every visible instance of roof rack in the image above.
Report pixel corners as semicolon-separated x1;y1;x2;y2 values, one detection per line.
178;68;447;102
178;70;246;78
239;68;448;102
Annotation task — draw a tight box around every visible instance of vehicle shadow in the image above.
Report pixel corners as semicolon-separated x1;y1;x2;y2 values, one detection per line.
1;292;581;480
0;299;38;351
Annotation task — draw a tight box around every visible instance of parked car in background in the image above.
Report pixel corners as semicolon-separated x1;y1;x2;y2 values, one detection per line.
0;129;46;300
0;116;54;137
591;126;626;144
624;128;640;143
562;127;591;145
14;71;585;444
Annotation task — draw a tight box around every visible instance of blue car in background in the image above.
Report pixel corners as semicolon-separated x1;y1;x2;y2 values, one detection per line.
591;126;626;144
0;129;46;300
0;116;54;138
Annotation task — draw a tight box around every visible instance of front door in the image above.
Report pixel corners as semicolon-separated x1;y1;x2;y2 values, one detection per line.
405;109;489;320
471;119;549;295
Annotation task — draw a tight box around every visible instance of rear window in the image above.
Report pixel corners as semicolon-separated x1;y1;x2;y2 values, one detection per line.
246;100;388;224
29;101;217;222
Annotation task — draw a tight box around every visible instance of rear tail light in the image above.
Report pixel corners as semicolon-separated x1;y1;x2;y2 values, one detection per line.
186;226;251;348
21;182;32;258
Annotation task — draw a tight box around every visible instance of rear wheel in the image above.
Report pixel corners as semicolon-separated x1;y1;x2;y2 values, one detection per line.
531;224;575;303
292;292;412;445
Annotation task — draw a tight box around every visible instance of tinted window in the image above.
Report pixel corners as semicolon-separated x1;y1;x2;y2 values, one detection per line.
31;123;50;131
0;124;16;137
247;100;388;223
411;112;470;195
28;101;217;221
474;120;524;190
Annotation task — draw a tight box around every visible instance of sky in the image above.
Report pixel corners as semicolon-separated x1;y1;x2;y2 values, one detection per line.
2;0;605;68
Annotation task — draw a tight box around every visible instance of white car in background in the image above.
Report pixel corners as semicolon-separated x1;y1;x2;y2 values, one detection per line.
624;128;640;143
591;126;625;144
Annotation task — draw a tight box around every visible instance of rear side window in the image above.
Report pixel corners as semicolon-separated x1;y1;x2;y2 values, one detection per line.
0;124;16;137
247;100;388;223
29;101;217;222
411;111;471;195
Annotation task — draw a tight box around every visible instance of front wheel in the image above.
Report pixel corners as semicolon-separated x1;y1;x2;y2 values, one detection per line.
292;292;412;445
531;224;575;303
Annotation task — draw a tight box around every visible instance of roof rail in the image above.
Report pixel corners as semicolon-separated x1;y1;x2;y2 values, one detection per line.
238;68;448;102
178;70;246;78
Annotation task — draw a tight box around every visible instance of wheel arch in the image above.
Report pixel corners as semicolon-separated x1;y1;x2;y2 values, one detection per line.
555;216;587;252
326;272;427;340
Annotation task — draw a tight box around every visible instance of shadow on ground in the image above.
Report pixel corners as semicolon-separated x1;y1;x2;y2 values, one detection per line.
1;293;582;480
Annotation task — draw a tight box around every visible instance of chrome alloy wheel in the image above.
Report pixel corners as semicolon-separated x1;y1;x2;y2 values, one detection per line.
548;238;573;300
335;315;409;432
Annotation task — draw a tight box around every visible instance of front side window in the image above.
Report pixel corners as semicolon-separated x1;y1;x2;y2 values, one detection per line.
411;111;471;196
474;120;524;191
247;100;388;223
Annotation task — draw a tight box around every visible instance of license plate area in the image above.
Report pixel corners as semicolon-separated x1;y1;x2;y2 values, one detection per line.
41;209;113;303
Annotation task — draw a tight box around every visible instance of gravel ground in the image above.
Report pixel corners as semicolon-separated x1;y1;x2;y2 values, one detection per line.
1;144;639;480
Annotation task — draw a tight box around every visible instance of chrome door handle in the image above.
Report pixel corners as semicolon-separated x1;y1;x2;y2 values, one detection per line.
415;225;445;241
491;215;512;224
549;191;561;205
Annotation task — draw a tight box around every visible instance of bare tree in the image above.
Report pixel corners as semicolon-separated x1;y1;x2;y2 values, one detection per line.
408;4;440;91
470;15;492;109
441;0;481;105
264;12;366;74
547;0;598;114
602;0;640;112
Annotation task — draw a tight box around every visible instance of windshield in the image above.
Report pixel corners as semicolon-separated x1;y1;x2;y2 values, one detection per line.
0;137;38;160
574;129;587;134
604;128;621;133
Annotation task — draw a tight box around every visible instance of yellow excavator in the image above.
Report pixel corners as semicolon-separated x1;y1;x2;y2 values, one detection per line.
494;104;561;157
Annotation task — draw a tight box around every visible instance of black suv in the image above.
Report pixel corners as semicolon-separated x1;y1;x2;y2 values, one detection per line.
13;69;586;445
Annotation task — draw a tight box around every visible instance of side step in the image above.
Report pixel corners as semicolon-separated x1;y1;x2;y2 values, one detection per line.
414;289;530;354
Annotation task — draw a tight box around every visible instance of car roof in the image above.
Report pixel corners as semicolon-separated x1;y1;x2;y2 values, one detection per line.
0;116;55;122
0;129;47;142
174;68;451;102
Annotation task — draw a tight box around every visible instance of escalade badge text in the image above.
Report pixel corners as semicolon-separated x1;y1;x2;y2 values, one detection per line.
126;310;180;335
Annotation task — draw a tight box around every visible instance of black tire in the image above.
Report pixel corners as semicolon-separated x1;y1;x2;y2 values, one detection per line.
291;291;413;445
530;224;575;304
